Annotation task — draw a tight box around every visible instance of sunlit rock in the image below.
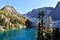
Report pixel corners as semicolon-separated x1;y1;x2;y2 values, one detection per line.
0;26;5;31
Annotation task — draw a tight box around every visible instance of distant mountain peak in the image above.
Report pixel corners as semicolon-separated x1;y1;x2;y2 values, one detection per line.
47;1;60;21
55;1;60;9
2;5;16;13
57;1;60;4
2;5;14;9
24;7;54;19
4;5;13;8
1;5;24;17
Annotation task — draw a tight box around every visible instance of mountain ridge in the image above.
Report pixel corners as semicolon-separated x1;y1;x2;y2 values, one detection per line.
0;5;28;31
24;1;60;28
49;1;60;21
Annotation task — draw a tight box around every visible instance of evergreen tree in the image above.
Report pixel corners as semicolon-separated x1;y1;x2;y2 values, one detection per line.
37;11;45;40
25;19;33;28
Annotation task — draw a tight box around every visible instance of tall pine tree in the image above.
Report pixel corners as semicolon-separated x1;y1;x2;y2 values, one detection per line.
37;11;45;40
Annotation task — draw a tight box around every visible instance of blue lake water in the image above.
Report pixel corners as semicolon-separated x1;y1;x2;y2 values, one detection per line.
0;28;36;40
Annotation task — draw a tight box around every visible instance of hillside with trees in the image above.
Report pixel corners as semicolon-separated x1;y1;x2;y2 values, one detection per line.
0;5;33;31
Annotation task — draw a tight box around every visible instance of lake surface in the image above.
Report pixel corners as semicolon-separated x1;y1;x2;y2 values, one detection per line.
0;28;36;40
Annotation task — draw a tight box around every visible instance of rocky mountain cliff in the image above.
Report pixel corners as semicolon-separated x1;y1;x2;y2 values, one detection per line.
24;7;54;28
0;5;28;31
49;1;60;21
25;1;60;21
24;1;60;28
24;7;54;19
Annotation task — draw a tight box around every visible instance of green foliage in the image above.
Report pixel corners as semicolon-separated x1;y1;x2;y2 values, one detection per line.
37;11;46;40
37;11;60;40
0;7;27;31
25;19;33;28
5;23;9;30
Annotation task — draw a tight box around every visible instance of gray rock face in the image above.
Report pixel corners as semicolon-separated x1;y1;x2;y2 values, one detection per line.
25;1;60;21
24;1;60;28
2;5;23;17
24;7;54;28
49;1;60;21
2;5;16;13
25;7;54;19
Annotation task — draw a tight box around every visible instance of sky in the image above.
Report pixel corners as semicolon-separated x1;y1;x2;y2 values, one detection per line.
0;0;60;14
